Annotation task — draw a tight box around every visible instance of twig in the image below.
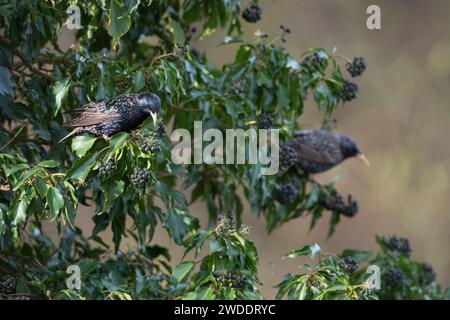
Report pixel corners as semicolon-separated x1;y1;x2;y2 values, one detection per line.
15;50;57;81
150;52;175;67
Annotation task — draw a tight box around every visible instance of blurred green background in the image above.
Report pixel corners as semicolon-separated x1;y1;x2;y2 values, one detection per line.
65;0;450;298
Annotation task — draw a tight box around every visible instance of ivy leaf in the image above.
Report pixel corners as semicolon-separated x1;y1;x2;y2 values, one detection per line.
133;71;145;91
109;132;128;155
53;77;71;117
172;261;195;282
285;243;321;259
169;19;186;43
47;186;64;219
165;207;189;245
12;198;27;226
37;160;60;168
196;286;214;300
71;136;98;158
306;184;321;209
209;240;221;253
276;84;290;108
340;249;373;262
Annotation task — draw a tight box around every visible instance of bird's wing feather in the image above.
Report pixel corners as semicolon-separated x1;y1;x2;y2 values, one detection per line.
63;101;121;127
289;140;333;164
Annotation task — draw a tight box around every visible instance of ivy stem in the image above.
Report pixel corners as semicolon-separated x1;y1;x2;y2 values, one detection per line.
0;126;25;151
333;54;352;64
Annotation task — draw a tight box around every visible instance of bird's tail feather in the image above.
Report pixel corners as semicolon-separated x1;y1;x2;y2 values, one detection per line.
58;128;81;143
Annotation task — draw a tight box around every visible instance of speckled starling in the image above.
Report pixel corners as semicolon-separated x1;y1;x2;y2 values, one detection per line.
131;168;150;189
287;129;369;174
60;92;161;142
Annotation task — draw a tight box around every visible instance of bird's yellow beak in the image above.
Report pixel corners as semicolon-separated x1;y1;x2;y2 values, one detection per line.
150;111;158;126
357;153;370;167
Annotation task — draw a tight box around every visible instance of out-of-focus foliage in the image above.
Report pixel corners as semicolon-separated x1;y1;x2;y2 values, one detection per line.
0;227;184;300
348;236;450;300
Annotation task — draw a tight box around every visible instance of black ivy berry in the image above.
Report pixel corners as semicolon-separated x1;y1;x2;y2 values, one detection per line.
302;52;326;70
274;182;299;205
279;145;297;170
257;113;273;129
323;193;358;217
99;159;116;177
339;80;358;102
346;57;367;77
130;168;150;188
339;256;359;275
60;93;161;142
0;274;16;295
156;122;166;137
420;263;436;286
384;268;405;287
382;236;411;255
142;139;160;153
242;4;262;23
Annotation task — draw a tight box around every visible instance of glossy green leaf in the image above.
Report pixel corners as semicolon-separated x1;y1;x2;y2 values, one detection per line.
47;186;64;219
172;261;195;282
71;136;98;158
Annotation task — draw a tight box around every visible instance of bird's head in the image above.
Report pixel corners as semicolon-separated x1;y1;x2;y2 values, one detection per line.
339;135;370;166
137;92;161;125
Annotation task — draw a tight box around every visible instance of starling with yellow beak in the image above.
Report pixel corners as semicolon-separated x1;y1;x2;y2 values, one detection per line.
287;129;370;174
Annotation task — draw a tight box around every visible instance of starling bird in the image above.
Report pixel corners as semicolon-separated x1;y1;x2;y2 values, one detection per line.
287;129;369;174
59;93;161;142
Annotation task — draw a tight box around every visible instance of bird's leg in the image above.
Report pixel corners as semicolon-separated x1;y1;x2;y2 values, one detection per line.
102;134;111;141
